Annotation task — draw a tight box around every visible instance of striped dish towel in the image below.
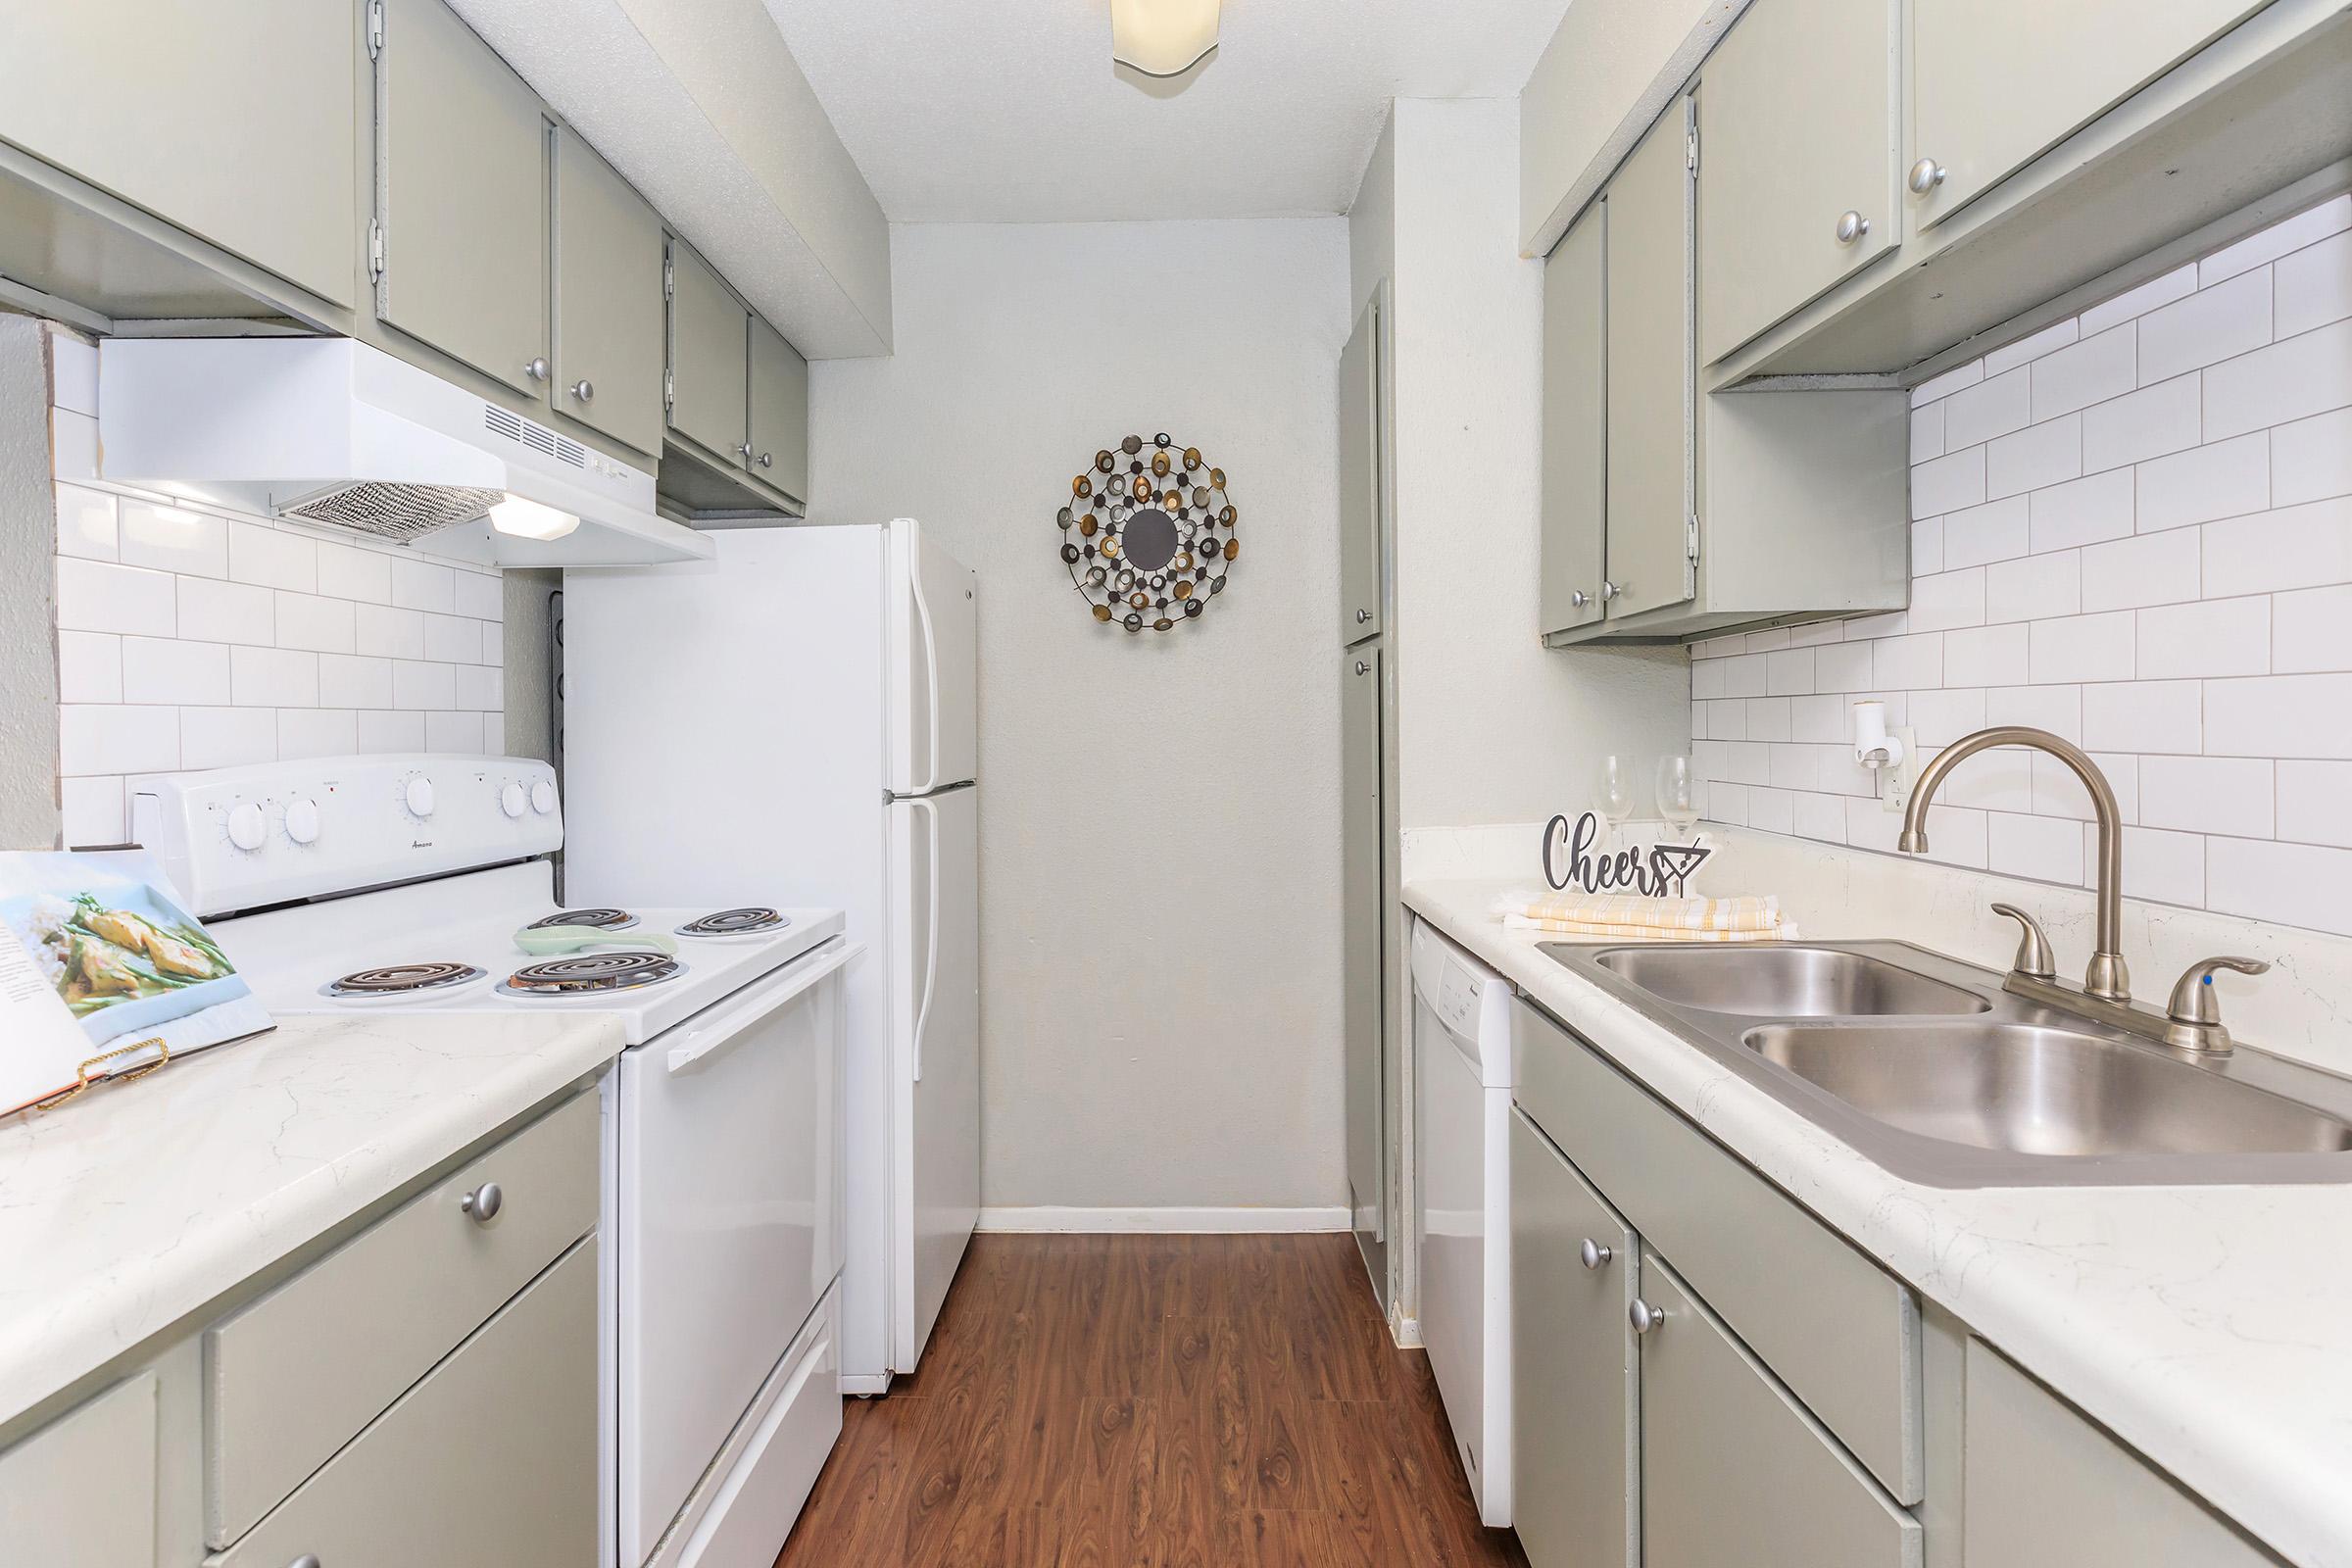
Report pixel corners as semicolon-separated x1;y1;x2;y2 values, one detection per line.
1493;890;1796;942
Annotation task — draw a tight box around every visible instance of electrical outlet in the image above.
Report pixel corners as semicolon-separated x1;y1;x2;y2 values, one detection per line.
1882;725;1920;812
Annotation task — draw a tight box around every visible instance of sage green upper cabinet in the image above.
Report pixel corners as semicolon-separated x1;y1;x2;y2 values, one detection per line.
1539;200;1607;640
553;127;666;459
666;240;753;465
1910;0;2272;229
1338;296;1384;645
376;0;549;398
748;316;811;506
0;0;355;307
1601;106;1693;625
1696;0;1897;365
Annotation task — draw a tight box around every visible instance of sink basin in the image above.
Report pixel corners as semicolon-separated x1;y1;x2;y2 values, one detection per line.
1743;1023;2352;1158
1592;945;1991;1018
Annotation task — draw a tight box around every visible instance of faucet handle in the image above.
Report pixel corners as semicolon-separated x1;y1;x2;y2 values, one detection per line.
1989;903;2057;981
2166;956;2270;1027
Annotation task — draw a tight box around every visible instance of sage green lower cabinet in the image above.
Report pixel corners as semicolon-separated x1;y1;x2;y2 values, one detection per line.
554;126;668;460
205;1238;600;1568
1509;1109;1637;1568
1639;1260;1921;1568
0;1372;159;1568
1341;645;1385;1271
1961;1342;2284;1568
748;315;811;506
1338;294;1385;644
375;0;550;399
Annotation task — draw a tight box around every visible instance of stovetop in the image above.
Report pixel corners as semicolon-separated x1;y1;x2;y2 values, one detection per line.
215;862;844;1046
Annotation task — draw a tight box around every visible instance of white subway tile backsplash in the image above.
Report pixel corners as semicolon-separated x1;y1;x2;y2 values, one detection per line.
453;570;503;622
421;612;478;664
230;646;319;709
61;776;125;848
180;707;276;770
56;559;175;636
118;502;227;579
122;637;230;707
393;661;458;711
315;540;393;604
355;603;427;660
274;592;358;654
60;706;178;775
425;710;484;752
2135;268;2271;384
227;521;317;593
176;577;274;646
52;410;98;481
55;486;118;561
50;334;98;417
358;710;428;754
455;663;504;712
278;709;360;760
390;557;457;613
2133;432;2269;532
56;632;122;705
1699;202;2352;935
318;655;395;710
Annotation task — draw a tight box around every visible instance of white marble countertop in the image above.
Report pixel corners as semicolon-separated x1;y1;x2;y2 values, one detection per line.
0;1011;624;1428
1407;876;2352;1568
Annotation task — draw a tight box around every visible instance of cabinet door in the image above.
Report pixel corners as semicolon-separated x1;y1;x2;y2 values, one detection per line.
667;240;752;462
0;2;356;306
0;1373;158;1568
553;126;666;459
1912;0;2269;228
1342;646;1384;1249
1603;105;1694;623
1696;0;1896;364
1509;1109;1636;1568
1338;295;1384;644
377;0;549;397
1540;201;1607;639
1638;1261;1920;1568
1962;1342;2283;1568
748;316;811;505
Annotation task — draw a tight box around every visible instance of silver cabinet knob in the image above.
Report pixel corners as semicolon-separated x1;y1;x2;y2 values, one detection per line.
1600;580;1621;602
1353;660;1370;676
1835;210;1871;245
1579;1238;1613;1270
1629;1297;1668;1335
758;451;774;468
1355;607;1372;623
524;357;550;382
570;379;594;404
1570;589;1590;609
1908;158;1947;195
460;1182;503;1223
736;442;756;464
289;1557;322;1568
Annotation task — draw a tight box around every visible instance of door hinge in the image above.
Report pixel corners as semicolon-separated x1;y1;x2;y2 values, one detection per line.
1687;127;1699;172
367;220;386;281
1687;514;1700;561
662;368;674;413
366;0;385;59
662;258;674;301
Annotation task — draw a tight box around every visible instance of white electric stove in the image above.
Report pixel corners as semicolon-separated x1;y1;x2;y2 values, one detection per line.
130;755;853;1568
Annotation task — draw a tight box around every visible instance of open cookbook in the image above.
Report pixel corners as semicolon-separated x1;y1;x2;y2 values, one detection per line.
1;850;273;1116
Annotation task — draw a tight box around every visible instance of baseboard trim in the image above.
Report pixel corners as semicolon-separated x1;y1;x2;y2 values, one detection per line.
976;1205;1350;1235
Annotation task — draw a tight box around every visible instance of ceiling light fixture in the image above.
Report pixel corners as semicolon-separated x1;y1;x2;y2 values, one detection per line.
488;494;581;542
1110;0;1221;77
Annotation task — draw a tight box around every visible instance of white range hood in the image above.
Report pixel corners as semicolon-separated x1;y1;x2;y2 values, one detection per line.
97;337;713;566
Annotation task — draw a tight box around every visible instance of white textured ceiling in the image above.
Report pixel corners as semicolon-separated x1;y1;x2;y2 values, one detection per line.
763;0;1575;222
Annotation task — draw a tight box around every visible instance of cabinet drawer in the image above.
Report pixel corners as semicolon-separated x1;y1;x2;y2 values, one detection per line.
204;1090;598;1545
207;1238;600;1568
0;1373;158;1568
1963;1341;2282;1567
1639;1260;1920;1568
1512;1000;1922;1501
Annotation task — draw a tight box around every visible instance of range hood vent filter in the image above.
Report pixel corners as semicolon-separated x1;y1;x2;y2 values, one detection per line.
279;480;507;543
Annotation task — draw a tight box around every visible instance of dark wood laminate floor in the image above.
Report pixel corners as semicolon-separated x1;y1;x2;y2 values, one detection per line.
775;1233;1531;1568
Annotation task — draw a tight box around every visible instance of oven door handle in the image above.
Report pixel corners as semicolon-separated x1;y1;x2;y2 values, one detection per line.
664;940;862;1076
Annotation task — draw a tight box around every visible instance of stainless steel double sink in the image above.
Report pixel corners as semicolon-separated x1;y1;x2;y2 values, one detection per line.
1541;941;2352;1187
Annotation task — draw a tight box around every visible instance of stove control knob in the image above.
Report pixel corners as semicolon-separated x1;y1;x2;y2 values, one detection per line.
405;776;436;818
285;798;321;845
530;781;557;814
226;802;268;853
500;783;527;819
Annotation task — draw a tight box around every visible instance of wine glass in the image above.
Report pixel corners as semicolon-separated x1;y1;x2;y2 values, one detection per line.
1657;754;1699;839
1598;755;1637;846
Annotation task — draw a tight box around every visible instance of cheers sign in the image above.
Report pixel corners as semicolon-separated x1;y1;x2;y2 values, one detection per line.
1541;811;1712;897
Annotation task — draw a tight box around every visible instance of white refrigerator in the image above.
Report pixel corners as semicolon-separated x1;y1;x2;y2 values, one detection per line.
563;518;981;1392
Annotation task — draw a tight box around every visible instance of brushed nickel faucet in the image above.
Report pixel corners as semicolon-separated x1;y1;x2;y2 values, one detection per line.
1897;725;2268;1054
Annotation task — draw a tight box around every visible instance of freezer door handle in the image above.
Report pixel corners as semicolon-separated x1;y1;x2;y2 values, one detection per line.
908;796;942;1082
664;941;863;1075
909;547;942;795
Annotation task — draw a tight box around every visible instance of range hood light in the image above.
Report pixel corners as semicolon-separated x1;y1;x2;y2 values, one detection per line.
1111;0;1220;76
489;494;581;542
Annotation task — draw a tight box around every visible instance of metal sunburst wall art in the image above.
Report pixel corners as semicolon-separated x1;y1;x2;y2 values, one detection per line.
1057;432;1239;633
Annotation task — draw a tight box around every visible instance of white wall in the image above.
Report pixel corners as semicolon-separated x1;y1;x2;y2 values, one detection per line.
1691;193;2352;939
1372;99;1690;838
809;219;1351;1215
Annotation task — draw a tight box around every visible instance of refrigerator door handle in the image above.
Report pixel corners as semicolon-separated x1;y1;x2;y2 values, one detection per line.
909;547;942;795
909;795;942;1082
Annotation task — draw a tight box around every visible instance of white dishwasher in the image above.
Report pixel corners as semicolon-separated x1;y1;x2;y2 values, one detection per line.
1411;915;1516;1527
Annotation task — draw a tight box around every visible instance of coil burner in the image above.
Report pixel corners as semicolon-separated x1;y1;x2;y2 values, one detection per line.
499;950;684;999
323;961;487;1000
527;908;638;932
677;907;789;939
